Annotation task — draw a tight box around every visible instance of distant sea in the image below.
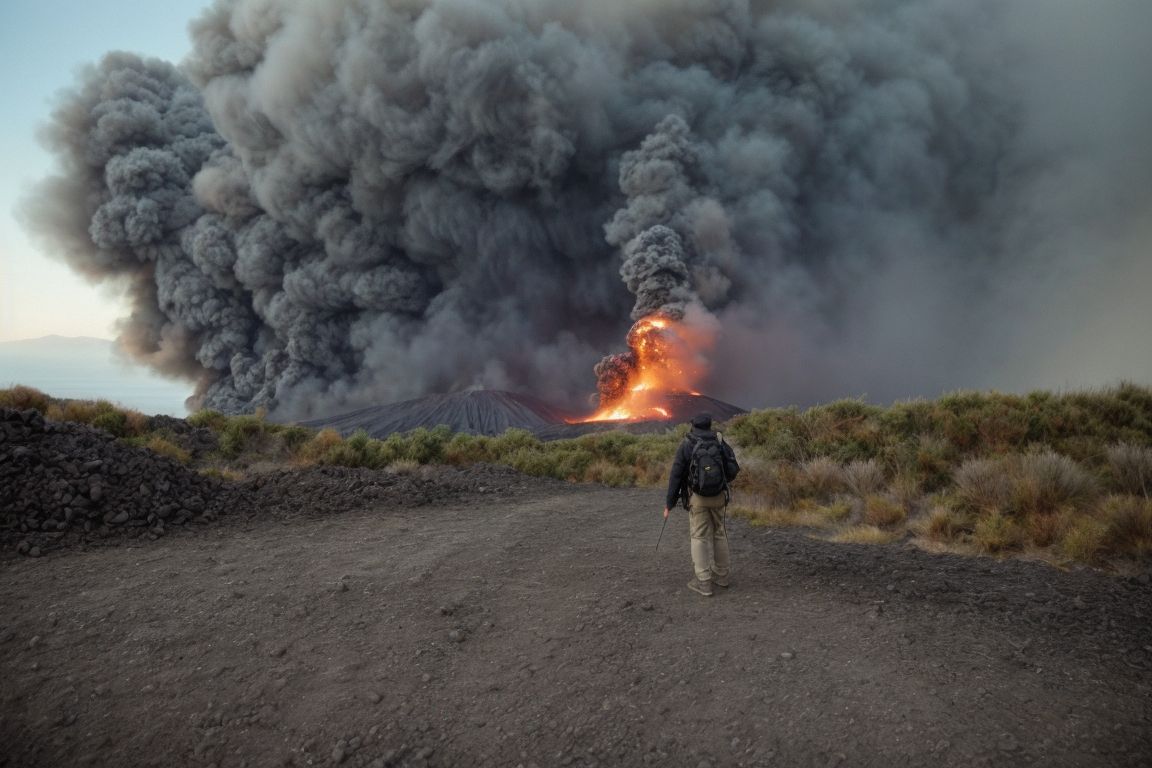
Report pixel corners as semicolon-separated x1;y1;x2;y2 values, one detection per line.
0;336;192;416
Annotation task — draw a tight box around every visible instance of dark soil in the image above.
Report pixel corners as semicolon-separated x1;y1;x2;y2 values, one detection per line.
2;468;1150;767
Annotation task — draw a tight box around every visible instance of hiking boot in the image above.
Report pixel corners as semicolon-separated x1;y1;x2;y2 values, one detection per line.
712;576;730;589
687;578;713;597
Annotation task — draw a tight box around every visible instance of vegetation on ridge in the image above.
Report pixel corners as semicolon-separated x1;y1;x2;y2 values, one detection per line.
4;383;1151;570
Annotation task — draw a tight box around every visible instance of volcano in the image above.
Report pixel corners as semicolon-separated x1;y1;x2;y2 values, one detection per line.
299;390;746;441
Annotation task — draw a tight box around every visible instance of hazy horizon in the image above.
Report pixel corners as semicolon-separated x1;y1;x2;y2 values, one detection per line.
0;335;191;415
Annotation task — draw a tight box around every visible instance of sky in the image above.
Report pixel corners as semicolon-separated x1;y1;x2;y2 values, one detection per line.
0;0;210;343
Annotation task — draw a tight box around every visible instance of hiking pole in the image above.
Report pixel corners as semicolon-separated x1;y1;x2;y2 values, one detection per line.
655;508;670;551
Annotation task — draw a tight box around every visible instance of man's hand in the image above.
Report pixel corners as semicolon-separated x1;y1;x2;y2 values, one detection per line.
663;507;670;518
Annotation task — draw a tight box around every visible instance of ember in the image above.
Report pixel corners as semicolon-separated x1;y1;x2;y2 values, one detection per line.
579;312;714;423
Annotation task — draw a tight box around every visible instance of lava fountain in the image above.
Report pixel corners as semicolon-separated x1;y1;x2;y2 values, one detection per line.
579;310;717;422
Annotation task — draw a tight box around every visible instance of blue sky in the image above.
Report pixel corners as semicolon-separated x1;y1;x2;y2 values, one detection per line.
0;0;211;342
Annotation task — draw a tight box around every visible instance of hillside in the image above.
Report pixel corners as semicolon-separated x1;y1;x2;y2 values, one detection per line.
300;390;747;440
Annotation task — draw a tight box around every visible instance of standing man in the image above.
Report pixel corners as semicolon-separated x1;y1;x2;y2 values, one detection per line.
664;413;740;597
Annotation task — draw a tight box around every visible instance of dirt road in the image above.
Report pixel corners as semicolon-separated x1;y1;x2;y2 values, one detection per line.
2;479;1150;767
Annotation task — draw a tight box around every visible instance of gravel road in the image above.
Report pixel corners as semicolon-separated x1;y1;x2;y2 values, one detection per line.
2;477;1150;767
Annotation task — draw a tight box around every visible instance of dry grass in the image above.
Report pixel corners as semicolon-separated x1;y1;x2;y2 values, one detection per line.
1106;443;1152;497
297;428;344;463
798;457;846;500
739;503;840;530
1061;516;1109;563
973;510;1025;554
387;459;421;474
145;436;191;465
862;494;907;527
1010;451;1099;517
921;507;970;542
831;525;902;545
842;459;885;496
0;385;50;413
1099;495;1152;557
953;458;1013;512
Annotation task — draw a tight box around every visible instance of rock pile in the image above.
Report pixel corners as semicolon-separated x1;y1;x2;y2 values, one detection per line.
1;408;246;554
1;408;558;557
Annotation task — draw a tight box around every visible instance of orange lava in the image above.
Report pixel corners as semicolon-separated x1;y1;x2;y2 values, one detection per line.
578;314;712;423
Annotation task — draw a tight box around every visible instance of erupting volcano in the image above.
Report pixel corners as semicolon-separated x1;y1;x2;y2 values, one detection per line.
581;310;717;423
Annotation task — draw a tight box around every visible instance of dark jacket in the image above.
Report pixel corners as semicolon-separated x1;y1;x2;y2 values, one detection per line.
665;427;739;509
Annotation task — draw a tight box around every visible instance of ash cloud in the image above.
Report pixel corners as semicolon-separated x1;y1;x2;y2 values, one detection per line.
23;0;1152;415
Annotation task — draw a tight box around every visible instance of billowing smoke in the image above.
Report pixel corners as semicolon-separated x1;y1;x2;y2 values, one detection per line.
24;0;1152;415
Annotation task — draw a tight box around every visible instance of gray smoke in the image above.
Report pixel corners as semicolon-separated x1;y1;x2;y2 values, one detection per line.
23;0;1152;415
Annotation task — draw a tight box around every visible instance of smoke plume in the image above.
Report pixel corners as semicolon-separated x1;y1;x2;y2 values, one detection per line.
24;0;1152;415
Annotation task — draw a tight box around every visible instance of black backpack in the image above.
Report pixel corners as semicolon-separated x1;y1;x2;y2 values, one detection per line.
687;433;732;497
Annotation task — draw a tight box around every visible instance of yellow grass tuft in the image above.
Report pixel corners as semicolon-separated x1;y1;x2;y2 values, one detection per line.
145;436;191;465
862;494;907;527
973;510;1025;554
1061;516;1108;563
832;525;902;545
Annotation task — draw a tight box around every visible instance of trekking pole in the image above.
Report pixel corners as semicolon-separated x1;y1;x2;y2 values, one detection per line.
655;508;670;551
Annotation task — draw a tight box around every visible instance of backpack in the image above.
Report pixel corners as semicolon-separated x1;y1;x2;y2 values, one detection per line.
687;433;732;497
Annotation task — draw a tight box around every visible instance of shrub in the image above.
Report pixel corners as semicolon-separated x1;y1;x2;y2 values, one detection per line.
584;459;634;487
0;385;51;413
443;434;492;465
923;507;970;542
91;409;129;437
299;428;344;462
797;457;845;500
1061;517;1108;563
278;426;314;451
217;415;268;459
145;436;191;464
1106;443;1152;497
1026;509;1074;548
953;458;1012;512
1009;451;1098;517
843;459;885;497
406;425;453;464
914;435;954;490
1099;495;1152;557
862;495;907;527
973;510;1025;554
187;410;229;431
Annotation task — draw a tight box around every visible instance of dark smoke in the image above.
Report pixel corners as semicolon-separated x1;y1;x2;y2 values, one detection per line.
23;0;1152;415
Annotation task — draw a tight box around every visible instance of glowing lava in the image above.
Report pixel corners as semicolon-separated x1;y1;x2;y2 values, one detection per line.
578;312;712;423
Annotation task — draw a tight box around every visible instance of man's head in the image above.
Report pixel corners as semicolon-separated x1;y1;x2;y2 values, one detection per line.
691;412;713;430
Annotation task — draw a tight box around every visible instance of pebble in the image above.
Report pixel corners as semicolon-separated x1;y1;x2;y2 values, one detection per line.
448;629;465;643
780;652;794;660
421;673;433;683
28;635;41;649
29;546;42;558
269;646;287;658
368;691;382;704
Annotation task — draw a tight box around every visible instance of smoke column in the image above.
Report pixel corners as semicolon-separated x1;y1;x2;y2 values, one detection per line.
23;0;1152;415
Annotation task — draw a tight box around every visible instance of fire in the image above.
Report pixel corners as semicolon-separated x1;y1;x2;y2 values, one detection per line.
577;312;714;423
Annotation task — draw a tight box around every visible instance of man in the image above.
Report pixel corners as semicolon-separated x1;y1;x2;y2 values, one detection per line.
664;412;740;597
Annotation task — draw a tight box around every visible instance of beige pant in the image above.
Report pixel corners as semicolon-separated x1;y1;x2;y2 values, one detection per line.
688;492;729;583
